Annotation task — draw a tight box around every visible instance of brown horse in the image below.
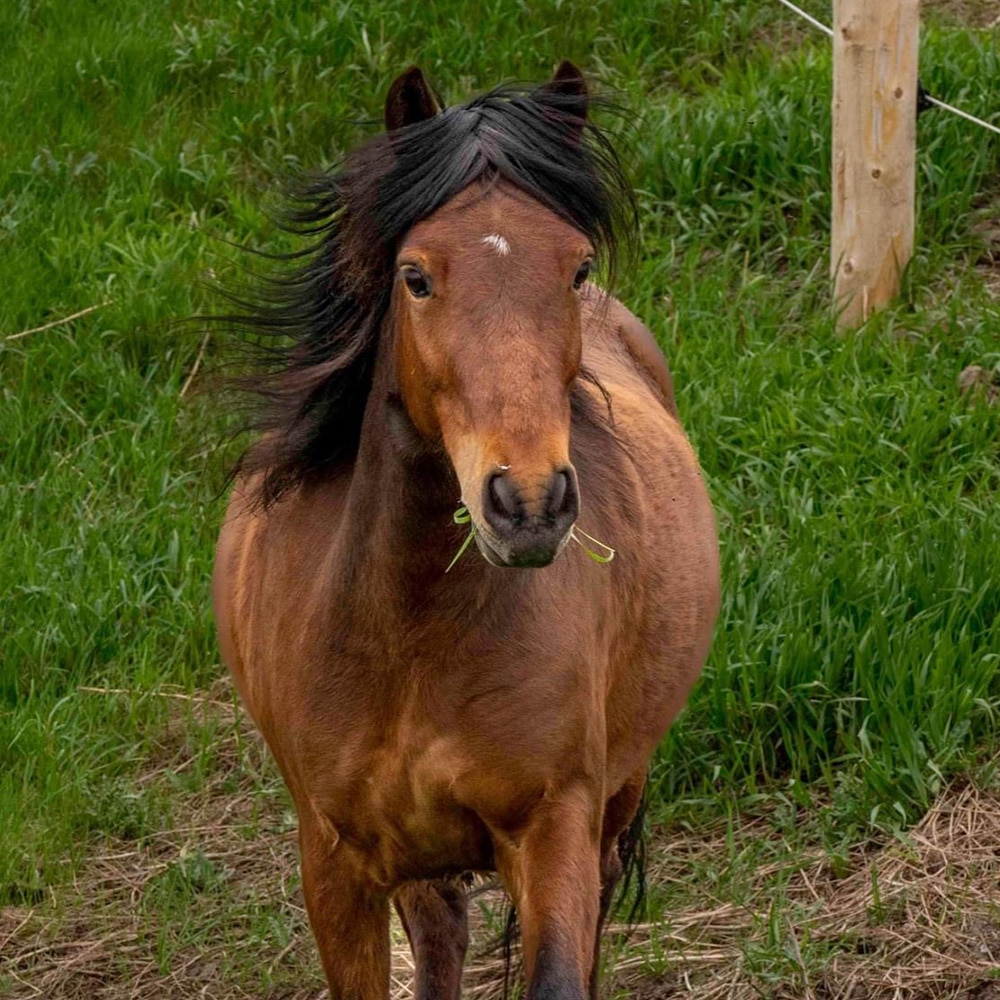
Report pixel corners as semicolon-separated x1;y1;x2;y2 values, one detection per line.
213;63;719;1000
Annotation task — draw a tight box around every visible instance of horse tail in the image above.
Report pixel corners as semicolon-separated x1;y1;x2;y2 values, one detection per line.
614;782;648;924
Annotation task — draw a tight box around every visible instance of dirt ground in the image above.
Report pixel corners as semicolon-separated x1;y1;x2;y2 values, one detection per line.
924;0;1000;28
2;685;999;1000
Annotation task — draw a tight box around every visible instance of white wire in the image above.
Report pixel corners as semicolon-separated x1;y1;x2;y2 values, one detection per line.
772;0;833;37
923;94;1000;137
772;0;1000;139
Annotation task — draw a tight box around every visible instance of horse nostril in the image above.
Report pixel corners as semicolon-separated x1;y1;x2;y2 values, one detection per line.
483;468;578;537
547;471;568;517
487;473;523;523
546;467;578;522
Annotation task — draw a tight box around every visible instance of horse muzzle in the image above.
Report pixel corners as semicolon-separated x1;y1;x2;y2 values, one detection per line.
475;465;579;568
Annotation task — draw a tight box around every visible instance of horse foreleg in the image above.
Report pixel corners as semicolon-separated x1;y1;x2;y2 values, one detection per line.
493;785;602;1000
394;880;469;1000
298;817;390;1000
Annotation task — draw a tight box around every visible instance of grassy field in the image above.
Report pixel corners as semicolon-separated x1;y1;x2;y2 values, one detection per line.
2;0;1000;997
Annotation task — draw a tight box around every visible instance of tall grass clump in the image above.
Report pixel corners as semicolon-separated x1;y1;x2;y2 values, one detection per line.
2;0;999;919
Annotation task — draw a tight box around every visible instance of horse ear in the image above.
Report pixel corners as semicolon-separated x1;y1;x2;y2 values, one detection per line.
548;60;588;101
542;60;589;140
385;66;443;132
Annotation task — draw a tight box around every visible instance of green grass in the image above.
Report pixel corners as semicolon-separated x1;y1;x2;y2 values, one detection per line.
2;0;1000;993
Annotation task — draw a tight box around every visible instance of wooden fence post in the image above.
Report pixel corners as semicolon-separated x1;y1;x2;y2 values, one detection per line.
831;0;920;329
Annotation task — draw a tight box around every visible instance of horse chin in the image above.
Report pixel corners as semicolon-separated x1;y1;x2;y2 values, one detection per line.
474;526;572;569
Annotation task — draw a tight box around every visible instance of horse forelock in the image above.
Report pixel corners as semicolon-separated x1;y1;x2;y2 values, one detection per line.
229;80;638;508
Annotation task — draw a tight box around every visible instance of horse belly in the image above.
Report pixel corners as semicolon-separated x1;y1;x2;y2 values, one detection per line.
603;417;720;793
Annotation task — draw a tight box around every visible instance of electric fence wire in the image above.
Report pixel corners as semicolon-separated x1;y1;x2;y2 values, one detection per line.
773;0;833;37
773;0;1000;138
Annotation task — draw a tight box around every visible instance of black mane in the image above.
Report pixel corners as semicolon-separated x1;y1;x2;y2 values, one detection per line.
229;78;638;507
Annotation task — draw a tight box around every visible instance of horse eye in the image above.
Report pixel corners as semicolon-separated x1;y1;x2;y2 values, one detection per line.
401;266;431;299
573;260;592;290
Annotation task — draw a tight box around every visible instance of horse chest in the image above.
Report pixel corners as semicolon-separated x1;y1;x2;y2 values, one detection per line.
291;646;604;879
294;702;494;879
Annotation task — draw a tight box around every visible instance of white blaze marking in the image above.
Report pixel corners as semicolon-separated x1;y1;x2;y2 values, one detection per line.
482;233;510;256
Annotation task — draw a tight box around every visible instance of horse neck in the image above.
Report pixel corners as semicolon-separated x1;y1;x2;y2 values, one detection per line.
336;350;464;601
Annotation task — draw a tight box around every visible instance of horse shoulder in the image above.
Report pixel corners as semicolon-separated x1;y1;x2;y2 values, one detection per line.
213;470;352;726
213;477;261;711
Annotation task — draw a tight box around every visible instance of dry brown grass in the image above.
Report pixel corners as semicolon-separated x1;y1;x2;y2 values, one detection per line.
608;781;1000;999
924;0;1000;29
2;688;999;1000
